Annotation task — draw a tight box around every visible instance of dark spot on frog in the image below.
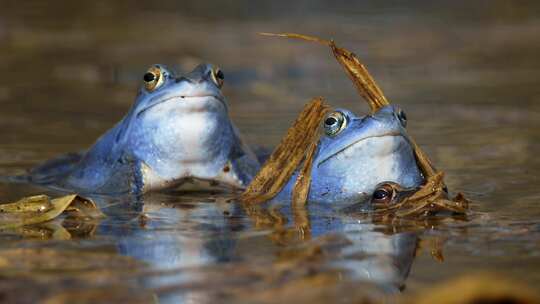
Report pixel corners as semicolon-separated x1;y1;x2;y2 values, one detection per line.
223;165;230;173
321;187;331;196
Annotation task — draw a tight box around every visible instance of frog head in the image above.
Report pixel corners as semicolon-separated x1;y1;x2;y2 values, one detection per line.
296;105;424;204
116;63;259;191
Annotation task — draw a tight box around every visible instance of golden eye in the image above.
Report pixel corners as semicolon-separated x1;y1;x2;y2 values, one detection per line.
211;67;225;88
323;111;347;136
143;66;164;92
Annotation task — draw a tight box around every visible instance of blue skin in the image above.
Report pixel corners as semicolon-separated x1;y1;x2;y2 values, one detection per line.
27;64;260;195
275;105;424;204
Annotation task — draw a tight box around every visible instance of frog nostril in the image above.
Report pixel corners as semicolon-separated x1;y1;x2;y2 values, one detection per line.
175;76;192;83
396;109;407;127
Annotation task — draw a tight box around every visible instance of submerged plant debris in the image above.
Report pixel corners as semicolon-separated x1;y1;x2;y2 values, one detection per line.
0;194;103;230
247;32;470;218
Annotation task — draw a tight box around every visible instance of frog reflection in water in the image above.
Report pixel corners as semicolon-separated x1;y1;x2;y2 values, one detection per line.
275;105;424;204
27;64;260;195
102;196;418;301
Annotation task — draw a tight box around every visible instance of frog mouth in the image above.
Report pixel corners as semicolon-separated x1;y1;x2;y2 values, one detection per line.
137;94;225;117
317;132;404;167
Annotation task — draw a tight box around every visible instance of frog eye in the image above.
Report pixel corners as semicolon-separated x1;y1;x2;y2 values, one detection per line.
397;109;407;128
372;184;395;205
323;111;347;136
143;66;164;92
211;67;225;88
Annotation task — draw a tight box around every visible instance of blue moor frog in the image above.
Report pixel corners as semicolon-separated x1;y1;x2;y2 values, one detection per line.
26;64;260;195
274;105;424;204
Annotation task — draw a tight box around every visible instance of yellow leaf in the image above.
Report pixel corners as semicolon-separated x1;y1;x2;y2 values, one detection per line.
0;194;102;230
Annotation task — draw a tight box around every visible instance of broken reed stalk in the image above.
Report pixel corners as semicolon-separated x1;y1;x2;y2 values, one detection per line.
328;42;390;111
259;33;390;112
241;98;330;204
408;137;437;179
291;141;319;207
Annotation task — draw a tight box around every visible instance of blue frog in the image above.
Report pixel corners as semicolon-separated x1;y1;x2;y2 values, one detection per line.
26;64;260;195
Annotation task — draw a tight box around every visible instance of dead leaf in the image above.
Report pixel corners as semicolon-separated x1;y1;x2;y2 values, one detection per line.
0;194;103;229
0;195;53;213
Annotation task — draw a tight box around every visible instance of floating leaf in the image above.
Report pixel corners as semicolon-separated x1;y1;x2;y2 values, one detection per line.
0;194;102;230
0;195;53;213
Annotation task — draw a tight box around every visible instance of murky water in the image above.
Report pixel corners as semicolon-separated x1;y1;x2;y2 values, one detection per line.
1;1;540;303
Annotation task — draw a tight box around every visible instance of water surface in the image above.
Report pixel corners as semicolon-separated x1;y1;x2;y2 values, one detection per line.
1;1;540;303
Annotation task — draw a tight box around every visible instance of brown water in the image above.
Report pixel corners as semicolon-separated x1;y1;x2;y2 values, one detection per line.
1;1;540;303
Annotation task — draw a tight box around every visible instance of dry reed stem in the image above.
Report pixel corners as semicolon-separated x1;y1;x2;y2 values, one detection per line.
292;141;319;207
241;98;330;204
